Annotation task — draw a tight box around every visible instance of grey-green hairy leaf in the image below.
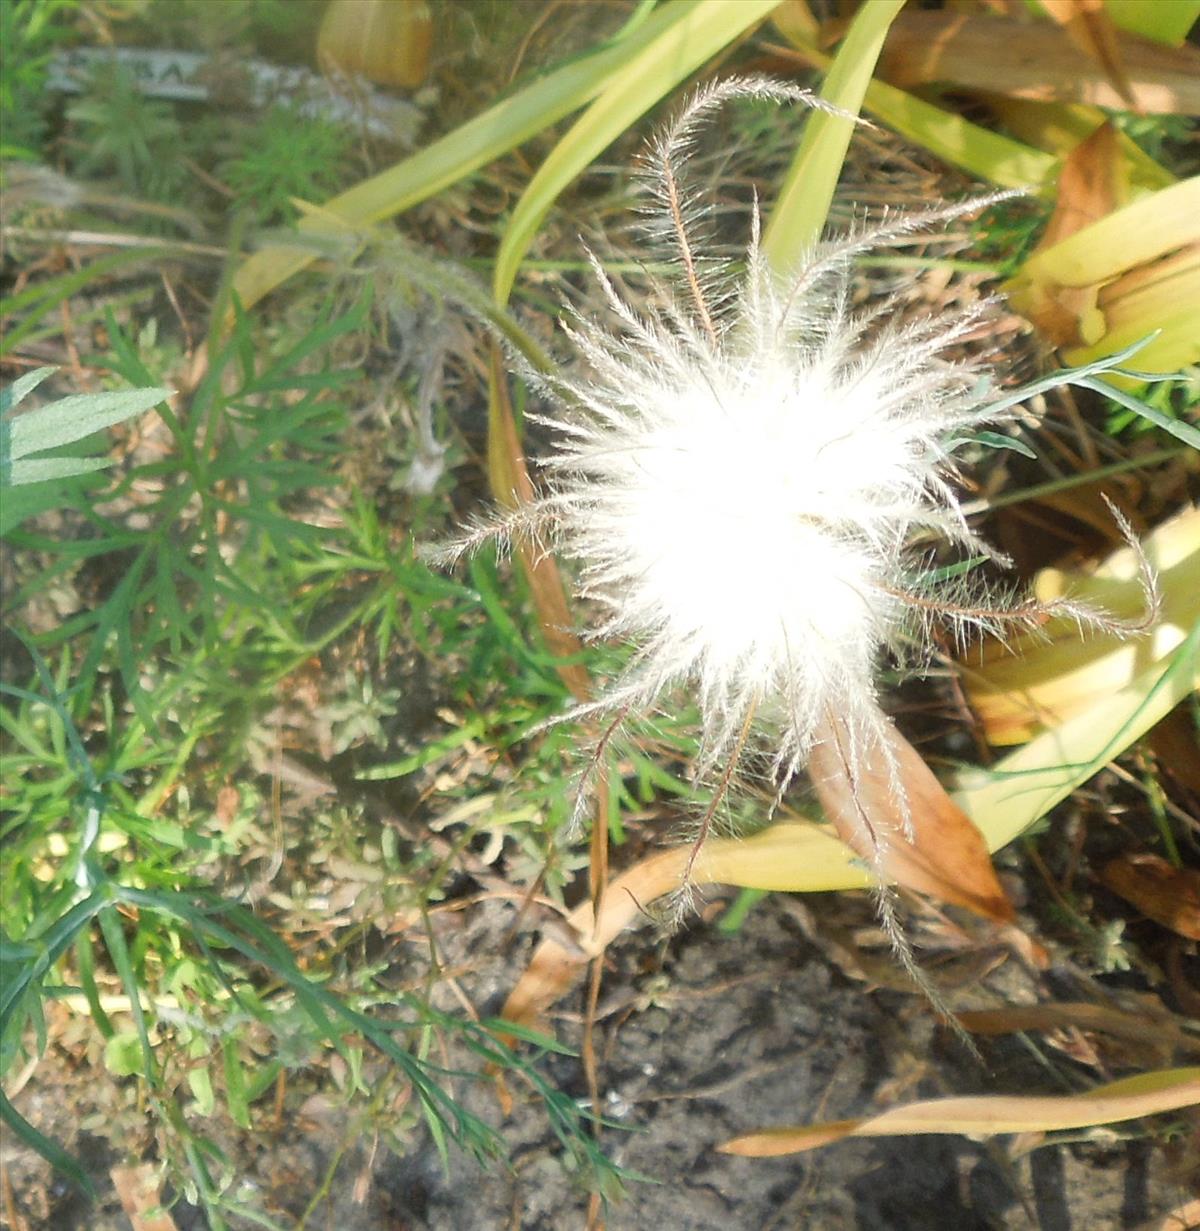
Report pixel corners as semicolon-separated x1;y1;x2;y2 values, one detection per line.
0;365;57;415
1;371;170;534
4;455;111;485
5;384;170;462
946;430;1038;459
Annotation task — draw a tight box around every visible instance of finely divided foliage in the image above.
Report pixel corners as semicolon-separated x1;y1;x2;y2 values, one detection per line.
438;80;1151;926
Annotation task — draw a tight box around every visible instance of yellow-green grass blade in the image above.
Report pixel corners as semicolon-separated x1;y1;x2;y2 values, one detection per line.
691;619;1198;894
491;0;781;306
761;0;905;271
862;74;1060;192
771;39;1060;193
229;0;728;313
966;505;1200;743
1008;175;1200;371
1065;261;1200;372
955;618;1200;856
1016;175;1200;287
1104;0;1200;44
983;97;1175;196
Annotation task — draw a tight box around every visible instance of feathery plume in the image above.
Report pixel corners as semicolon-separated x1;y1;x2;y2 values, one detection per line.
434;79;1154;983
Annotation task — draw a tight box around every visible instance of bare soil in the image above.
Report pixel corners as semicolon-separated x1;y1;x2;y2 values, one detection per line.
7;891;1194;1231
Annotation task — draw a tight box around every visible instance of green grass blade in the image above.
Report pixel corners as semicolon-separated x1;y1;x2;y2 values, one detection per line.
1076;377;1200;450
96;905;158;1084
0;1087;95;1196
73;552;148;702
492;0;781;305
771;38;1059;193
222;1037;251;1130
0;893;104;1027
0;248;179;358
761;0;905;270
74;929;114;1040
230;0;728;314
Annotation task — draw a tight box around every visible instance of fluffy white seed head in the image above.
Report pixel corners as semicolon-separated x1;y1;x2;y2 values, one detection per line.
428;79;1163;1030
533;231;1012;787
439;78;1148;820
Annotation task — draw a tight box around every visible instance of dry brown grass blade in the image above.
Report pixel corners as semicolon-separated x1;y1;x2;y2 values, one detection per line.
1018;117;1129;345
1099;854;1200;940
808;715;1016;926
582;771;612;1146
1039;0;1138;111
718;1067;1200;1156
1148;707;1200;793
499;846;691;1033
878;10;1200;113
483;341;610;1074
110;1165;180;1231
485;343;591;702
955;1002;1200;1061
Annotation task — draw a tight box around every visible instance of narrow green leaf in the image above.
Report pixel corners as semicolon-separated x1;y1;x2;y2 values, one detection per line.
0;893;104;1028
0;248;178;358
717;887;769;934
74;930;114;1040
762;0;905;270
188;1065;216;1116
1078;377;1200;451
73;555;148;703
481;1018;578;1056
356;718;486;780
421;1096;451;1171
965;431;1038;459
231;0;724;312
222;1038;251;1129
493;0;781;305
243;288;369;392
96;906;158;1085
0;1087;95;1197
244;1058;282;1105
